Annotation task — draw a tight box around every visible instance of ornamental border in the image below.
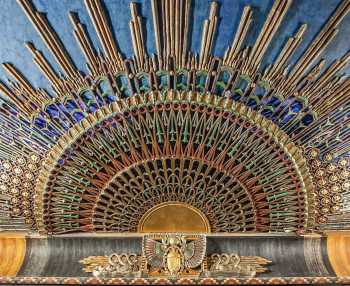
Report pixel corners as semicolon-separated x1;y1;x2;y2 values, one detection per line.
1;276;350;285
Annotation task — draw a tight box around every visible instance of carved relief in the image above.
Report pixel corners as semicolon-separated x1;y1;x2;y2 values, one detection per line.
80;253;141;278
143;234;206;277
207;253;271;277
80;234;271;278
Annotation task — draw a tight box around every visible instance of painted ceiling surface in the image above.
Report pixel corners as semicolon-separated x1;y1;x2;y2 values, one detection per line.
0;0;349;235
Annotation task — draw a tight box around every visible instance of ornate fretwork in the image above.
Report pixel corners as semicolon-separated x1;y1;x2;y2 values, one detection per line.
0;0;349;232
95;158;256;232
37;92;312;234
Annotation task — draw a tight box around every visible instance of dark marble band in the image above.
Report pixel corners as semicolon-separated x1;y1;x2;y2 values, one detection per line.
18;236;335;278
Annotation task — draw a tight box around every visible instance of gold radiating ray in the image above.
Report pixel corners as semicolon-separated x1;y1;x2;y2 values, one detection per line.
1;63;51;117
25;42;61;93
282;0;350;92
199;2;218;69
69;12;99;77
2;63;36;96
263;24;307;84
223;6;253;66
17;0;79;78
244;0;292;75
307;52;350;114
151;0;192;68
84;0;123;69
129;2;146;69
7;0;350;124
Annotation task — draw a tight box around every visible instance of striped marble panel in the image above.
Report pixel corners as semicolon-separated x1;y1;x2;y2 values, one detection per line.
13;236;338;278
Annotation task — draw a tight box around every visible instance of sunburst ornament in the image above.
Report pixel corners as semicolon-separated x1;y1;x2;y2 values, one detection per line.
0;0;349;234
36;91;312;234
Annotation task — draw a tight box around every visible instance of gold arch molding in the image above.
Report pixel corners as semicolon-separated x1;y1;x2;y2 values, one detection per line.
138;202;211;233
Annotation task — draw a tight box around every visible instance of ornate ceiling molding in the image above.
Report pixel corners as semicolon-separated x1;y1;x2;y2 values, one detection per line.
35;91;312;234
0;0;349;234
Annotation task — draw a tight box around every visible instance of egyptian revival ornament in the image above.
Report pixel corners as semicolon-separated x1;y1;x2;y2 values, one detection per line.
0;0;349;234
207;253;271;277
143;234;206;277
80;234;272;278
80;253;141;278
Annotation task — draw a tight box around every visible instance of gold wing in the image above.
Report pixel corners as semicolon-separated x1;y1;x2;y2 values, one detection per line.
238;256;271;273
143;237;165;268
184;236;206;268
79;256;109;273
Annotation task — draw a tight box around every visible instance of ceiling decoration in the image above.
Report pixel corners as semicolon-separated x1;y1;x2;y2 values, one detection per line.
79;234;271;278
138;202;212;233
36;92;311;234
0;0;349;235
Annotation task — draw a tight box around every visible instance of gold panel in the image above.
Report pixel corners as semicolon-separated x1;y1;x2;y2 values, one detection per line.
138;202;210;233
327;232;350;276
0;236;26;276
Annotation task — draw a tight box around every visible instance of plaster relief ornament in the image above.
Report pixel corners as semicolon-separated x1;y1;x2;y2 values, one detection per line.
80;253;141;278
143;234;206;277
79;234;272;279
207;253;271;277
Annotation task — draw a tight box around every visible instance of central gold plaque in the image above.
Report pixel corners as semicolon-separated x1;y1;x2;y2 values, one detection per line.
138;202;210;233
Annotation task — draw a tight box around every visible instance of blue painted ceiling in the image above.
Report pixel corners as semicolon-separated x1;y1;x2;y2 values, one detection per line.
0;0;349;90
